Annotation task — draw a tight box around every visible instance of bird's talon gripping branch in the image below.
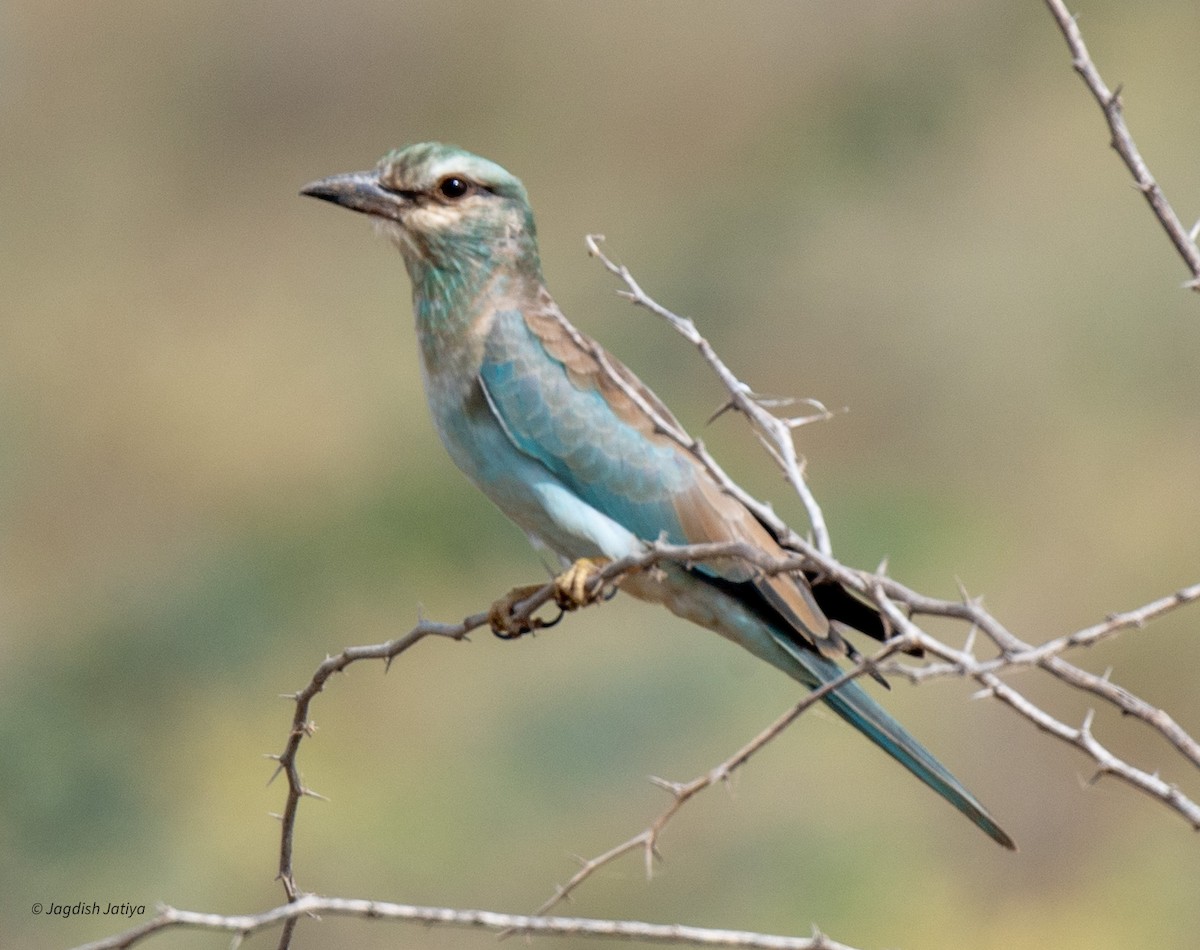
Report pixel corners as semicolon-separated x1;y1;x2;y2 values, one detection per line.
488;557;612;638
488;584;558;639
553;557;613;611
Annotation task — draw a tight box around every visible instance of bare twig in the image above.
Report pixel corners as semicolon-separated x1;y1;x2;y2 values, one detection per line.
529;637;908;917
70;896;862;950
1042;0;1200;290
868;591;1200;827
869;569;1200;776
586;235;834;554
889;580;1200;772
789;536;1200;828
271;619;475;905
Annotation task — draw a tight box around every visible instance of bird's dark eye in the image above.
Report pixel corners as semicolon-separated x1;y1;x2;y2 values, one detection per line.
438;177;471;200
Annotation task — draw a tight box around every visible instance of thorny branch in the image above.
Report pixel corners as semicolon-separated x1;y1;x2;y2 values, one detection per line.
1042;0;1200;290
73;896;860;950
79;11;1200;950
527;634;910;918
584;235;835;555
268;616;475;947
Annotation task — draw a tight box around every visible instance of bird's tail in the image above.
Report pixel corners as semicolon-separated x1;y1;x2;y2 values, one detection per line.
782;639;1016;849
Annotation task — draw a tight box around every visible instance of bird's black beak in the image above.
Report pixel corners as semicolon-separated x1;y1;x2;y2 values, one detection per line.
300;171;407;222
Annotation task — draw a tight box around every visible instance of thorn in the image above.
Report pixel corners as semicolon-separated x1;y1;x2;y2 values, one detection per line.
268;812;283;821
293;720;317;739
970;685;996;701
648;775;683;795
1080;708;1096;738
641;838;665;881
876;556;890;575
706;399;738;425
300;786;330;802
963;625;978;655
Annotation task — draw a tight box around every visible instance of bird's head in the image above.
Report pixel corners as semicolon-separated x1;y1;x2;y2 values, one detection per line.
301;143;540;286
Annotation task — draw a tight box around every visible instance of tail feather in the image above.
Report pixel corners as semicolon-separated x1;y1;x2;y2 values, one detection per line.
668;568;1015;848
780;636;1016;850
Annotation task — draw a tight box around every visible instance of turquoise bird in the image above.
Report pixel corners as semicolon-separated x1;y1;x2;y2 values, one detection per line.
301;143;1014;850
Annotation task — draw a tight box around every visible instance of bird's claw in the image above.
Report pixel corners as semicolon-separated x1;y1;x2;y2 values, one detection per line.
489;558;615;640
552;557;613;611
489;584;559;639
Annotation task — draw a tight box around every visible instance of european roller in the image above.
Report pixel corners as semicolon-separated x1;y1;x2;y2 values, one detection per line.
302;143;1014;849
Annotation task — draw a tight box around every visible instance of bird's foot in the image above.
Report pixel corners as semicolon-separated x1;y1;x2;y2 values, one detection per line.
552;556;613;611
488;558;616;640
488;584;558;640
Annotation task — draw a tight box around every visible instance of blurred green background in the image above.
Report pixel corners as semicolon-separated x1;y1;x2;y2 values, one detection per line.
3;1;1199;948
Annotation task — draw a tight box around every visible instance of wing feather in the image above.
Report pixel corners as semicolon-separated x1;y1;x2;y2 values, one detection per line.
480;297;888;660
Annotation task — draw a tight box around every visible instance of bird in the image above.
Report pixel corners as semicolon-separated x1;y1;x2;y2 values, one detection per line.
301;142;1015;850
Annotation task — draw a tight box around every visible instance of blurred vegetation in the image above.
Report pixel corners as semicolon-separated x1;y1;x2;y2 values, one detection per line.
2;1;1199;948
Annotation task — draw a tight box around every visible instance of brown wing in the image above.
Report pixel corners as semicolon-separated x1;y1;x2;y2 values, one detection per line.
520;293;861;660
